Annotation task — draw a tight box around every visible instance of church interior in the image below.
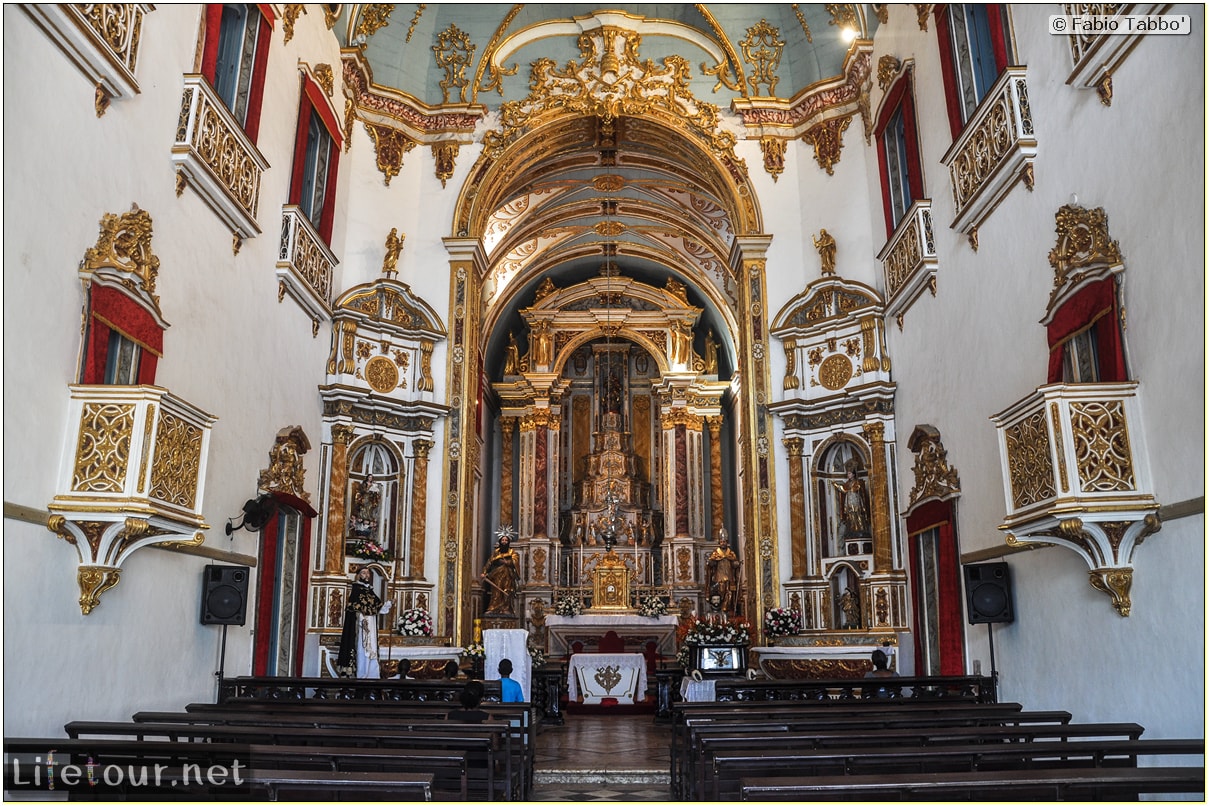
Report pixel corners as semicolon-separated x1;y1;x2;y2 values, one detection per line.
3;2;1204;799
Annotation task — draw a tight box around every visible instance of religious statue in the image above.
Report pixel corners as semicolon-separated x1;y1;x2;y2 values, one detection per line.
530;599;548;649
348;474;382;541
840;586;860;629
383;228;404;277
531;319;553;367
813;229;836;275
258;426;309;500
534;276;557;300
704;329;719;375
832;466;871;538
603;366;624;413
481;530;520;615
503;331;521;375
665;276;689;304
705;529;740;615
336;566;392;678
670;320;692;366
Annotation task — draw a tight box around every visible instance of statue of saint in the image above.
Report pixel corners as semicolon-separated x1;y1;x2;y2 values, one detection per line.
481;532;520;615
670;320;692;366
813;229;836;275
704;329;719;375
503;331;521;375
348;474;381;542
531;320;553;367
336;566;392;678
832;466;871;538
840;586;860;629
705;529;739;615
383;228;404;277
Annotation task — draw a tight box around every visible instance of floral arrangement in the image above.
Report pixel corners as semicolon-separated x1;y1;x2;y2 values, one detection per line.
528;644;547;668
397;608;433;637
763;607;802;638
553;594;583;617
637;595;669;618
677;615;752;646
349;539;392;561
461;642;485;660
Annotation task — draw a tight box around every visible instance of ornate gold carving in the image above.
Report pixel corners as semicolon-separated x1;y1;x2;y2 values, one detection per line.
915;4;932;30
149;410;204;509
1097;71;1113;106
872;5;890;24
95;84;111;117
73;403;136;492
258;426;310;501
283;4;305;44
364;123;417;186
78;566;121;615
355;4;394;41
906;425;961;507
826;4;860;31
1070;400;1135;492
877;55;902;90
1048;204;1123;294
82;204;161;309
968;227;979;252
532;546;547;582
783;338;799;389
948;72;1034;223
677;546;692;582
364;355;399;393
1004;411;1056;508
760;137;786;182
739;19;784;97
1089;567;1132;617
802;116;851;175
324;5;340;30
594;663;623;693
791;4;814;42
418;339;435;392
818;354;853;391
433;23;475;105
314;63;335;97
433;142;459;187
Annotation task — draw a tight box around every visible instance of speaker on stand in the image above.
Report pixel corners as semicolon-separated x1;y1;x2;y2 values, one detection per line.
201;564;250;695
963;562;1014;691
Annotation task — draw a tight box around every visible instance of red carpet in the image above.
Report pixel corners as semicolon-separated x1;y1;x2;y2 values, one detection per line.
563;697;657;716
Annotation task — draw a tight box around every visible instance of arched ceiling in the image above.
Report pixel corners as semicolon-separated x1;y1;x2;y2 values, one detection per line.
335;4;879;381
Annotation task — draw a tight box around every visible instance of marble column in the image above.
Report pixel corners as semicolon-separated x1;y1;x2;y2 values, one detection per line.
499;418;515;528
407;439;432;579
784;436;807;580
864;421;893;572
324;423;356;574
707;416;724;535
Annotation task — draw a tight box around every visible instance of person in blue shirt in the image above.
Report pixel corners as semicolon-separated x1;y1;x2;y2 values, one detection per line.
498;658;524;702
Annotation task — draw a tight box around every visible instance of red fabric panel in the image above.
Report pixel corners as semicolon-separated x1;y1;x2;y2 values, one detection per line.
988;5;1011;72
1046;278;1124;383
81;317;112;384
874;75;908;240
137;354;158;385
933;5;964;140
243;10;272;143
252;518;278;676
906;499;965;676
303;75;342;150
91;285;164;353
318;137;340;243
901;87;924;203
256;4;275;26
873;69;924;239
200;5;223;85
288;78;311;205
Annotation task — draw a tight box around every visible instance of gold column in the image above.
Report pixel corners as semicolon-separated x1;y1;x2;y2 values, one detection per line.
499;418;515;528
785;437;807;580
408;439;433;579
864;421;892;572
324;423;356;574
707;416;724;534
731;235;780;619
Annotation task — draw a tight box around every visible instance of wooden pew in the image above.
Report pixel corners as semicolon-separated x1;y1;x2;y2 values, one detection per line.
709;738;1205;800
738;766;1206;800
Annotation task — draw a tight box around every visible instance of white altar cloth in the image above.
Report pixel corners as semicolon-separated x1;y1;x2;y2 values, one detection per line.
546;613;680;654
567;653;647;704
680;675;717;702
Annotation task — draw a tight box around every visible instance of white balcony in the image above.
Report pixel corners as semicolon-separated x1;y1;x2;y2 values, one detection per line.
991;381;1160;616
171;75;268;245
48;385;218;614
277;206;336;335
877;200;937;326
942;67;1037;240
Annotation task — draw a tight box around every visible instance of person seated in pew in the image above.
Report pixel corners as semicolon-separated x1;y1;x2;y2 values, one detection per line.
449;680;491;723
444;659;463;679
498;658;524;703
865;649;898;678
393;658;413;679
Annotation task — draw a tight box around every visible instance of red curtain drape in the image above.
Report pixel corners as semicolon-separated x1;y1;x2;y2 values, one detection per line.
81;284;164;384
906;499;965;676
1045;277;1126;383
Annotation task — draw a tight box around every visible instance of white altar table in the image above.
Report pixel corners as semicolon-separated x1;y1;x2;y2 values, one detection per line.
546;614;679;655
567;653;647;704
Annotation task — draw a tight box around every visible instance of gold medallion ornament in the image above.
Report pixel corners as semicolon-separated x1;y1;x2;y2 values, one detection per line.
818;354;853;390
365;355;399;393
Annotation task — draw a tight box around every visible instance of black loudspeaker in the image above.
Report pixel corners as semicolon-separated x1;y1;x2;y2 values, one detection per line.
964;562;1014;624
201;564;250;626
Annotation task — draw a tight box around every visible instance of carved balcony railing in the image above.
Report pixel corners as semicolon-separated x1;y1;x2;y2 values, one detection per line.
990;381;1160;617
171;75;268;250
277;206;336;336
877;200;937;327
1062;4;1165;105
47;385;218;614
23;4;151;115
942;67;1037;245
